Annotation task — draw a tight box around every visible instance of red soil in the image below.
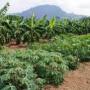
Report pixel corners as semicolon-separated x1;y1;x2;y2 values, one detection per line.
6;41;27;49
44;62;90;90
7;44;27;49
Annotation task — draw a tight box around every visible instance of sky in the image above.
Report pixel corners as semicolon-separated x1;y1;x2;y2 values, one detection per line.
0;0;90;16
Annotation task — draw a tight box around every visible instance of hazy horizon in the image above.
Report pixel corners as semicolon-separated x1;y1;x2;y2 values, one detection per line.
0;0;90;16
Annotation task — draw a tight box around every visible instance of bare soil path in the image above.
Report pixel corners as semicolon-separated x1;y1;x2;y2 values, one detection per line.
45;62;90;90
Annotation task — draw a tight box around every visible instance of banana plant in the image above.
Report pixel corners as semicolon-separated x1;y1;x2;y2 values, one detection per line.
0;19;12;44
35;15;48;38
0;3;9;21
43;17;56;39
3;16;23;44
21;13;40;43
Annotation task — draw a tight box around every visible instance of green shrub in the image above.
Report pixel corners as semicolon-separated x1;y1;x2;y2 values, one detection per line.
64;55;80;70
0;34;89;89
0;57;43;90
30;34;90;62
14;50;68;85
33;50;68;85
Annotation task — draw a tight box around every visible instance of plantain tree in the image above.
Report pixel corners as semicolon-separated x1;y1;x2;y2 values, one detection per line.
1;15;24;44
80;17;90;34
0;3;10;45
35;15;48;38
42;17;56;39
21;13;40;43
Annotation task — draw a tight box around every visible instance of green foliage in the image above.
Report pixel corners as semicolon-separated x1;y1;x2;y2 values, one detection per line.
34;51;68;85
0;3;9;17
0;56;45;90
30;34;90;61
64;55;80;70
0;49;69;89
0;2;90;90
0;34;89;89
0;3;90;45
15;50;68;85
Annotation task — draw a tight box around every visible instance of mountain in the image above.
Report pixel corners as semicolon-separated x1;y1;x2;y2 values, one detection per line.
18;5;84;19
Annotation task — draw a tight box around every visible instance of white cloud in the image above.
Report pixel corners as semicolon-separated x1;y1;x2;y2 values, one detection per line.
0;0;90;16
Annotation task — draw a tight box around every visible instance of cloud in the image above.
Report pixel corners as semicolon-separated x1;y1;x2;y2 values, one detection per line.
0;0;90;16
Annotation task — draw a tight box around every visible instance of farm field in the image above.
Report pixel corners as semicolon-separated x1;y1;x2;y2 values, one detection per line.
0;3;90;90
0;34;90;90
45;62;90;90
